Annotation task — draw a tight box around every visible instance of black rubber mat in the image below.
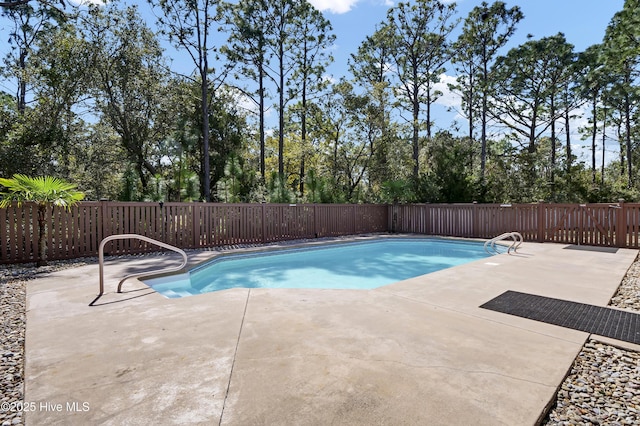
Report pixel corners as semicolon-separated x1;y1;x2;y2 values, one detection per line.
480;291;640;345
563;245;618;254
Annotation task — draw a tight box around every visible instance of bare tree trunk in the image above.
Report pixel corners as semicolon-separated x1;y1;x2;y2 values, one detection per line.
278;41;285;178
550;94;556;187
565;108;571;175
259;70;266;180
18;49;27;114
480;48;488;182
591;94;597;183
201;75;211;201
37;205;47;266
601;108;606;185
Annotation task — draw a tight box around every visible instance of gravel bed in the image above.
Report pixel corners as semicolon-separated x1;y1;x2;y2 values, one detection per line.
544;340;640;425
610;259;640;312
1;279;25;426
1;248;640;425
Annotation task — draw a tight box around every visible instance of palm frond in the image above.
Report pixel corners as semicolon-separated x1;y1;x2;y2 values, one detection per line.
0;174;84;209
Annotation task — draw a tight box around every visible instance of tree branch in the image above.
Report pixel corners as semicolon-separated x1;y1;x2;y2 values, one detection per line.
0;0;65;7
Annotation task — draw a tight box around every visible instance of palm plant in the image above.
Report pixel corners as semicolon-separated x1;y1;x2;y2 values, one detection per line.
0;174;84;266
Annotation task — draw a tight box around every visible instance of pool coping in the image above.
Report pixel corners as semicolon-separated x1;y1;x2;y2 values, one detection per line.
23;236;639;425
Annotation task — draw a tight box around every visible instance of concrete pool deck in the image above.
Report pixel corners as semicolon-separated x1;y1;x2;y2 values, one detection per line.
23;238;638;425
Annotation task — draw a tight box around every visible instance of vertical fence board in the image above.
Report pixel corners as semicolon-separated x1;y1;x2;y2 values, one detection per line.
0;207;7;261
28;204;37;261
6;207;15;261
12;205;23;262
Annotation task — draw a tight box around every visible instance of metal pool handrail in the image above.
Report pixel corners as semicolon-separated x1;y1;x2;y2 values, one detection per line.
98;234;188;297
484;232;523;255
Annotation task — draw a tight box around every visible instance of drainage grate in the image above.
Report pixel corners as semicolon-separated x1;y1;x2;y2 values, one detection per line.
480;291;640;345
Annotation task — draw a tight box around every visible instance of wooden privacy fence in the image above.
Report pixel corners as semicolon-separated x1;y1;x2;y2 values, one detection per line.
2;201;639;264
0;202;389;264
392;201;640;249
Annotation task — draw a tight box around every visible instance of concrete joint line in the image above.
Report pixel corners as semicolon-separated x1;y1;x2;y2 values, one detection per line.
219;289;251;425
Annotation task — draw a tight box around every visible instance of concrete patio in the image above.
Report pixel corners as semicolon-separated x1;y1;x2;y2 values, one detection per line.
23;238;638;425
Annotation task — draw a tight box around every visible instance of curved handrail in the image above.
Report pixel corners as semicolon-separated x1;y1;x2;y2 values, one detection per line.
484;232;510;254
98;234;188;297
510;232;523;253
484;232;510;253
484;232;523;255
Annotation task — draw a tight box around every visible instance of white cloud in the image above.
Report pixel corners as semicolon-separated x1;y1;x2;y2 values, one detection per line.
308;0;360;14
214;85;263;120
433;73;461;108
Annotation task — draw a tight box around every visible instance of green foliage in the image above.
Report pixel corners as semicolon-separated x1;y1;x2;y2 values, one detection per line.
382;0;458;182
146;174;167;202
208;92;250;199
266;171;294;203
0;1;66;9
490;34;576;153
427;132;476;203
217;153;258;202
601;0;640;188
303;169;334;203
85;4;169;192
1;1;640;207
0;174;84;266
450;1;523;180
68;124;127;201
0;174;84;208
380;179;415;204
170;167;200;202
118;167;142;202
151;0;228;201
588;163;640;202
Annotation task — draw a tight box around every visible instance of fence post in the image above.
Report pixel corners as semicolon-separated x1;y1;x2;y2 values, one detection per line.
352;204;357;235
390;204;397;233
616;198;626;248
191;204;198;249
100;199;109;241
98;200;109;256
537;201;545;243
313;204;318;237
472;201;478;238
262;203;267;244
425;204;431;235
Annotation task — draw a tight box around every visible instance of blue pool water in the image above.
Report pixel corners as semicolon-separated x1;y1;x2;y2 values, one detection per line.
143;238;495;298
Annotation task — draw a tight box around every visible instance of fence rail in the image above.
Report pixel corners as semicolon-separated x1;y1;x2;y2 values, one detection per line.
1;201;638;264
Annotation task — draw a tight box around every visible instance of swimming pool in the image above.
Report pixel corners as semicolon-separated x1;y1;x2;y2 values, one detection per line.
143;238;496;298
